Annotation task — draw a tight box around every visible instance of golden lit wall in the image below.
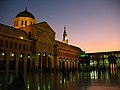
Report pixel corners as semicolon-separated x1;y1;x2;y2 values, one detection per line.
13;17;36;29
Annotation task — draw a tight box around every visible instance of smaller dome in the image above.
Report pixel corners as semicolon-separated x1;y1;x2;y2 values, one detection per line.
15;9;35;19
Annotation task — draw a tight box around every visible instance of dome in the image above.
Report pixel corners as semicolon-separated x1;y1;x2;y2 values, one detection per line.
15;9;35;19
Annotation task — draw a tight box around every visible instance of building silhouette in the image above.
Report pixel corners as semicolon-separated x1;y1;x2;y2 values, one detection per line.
0;8;83;73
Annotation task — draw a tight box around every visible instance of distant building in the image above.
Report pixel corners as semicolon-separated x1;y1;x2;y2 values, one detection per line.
0;8;83;73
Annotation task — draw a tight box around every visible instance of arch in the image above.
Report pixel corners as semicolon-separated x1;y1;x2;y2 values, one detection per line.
90;60;94;67
61;58;65;71
0;50;6;70
42;52;47;71
66;58;69;70
69;59;72;70
18;52;24;71
116;58;120;68
93;60;97;67
99;59;104;68
9;51;16;70
104;59;109;68
27;53;31;72
59;57;62;70
48;53;52;71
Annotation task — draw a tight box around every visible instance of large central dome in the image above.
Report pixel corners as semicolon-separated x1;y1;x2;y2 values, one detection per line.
13;8;36;29
15;9;35;19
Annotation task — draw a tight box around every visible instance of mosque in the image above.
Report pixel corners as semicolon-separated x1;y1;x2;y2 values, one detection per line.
0;8;83;73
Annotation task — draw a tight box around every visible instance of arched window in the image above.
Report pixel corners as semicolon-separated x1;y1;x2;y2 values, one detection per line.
21;20;23;26
25;21;27;26
16;21;18;26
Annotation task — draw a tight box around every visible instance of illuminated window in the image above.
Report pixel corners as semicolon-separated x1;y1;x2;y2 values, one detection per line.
99;60;103;66
116;59;120;68
99;55;103;58
104;59;109;68
104;55;108;58
116;54;120;57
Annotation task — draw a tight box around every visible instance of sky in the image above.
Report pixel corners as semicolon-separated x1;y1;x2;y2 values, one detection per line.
0;0;120;53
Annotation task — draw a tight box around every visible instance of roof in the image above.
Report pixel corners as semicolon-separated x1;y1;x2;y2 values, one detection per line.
15;9;35;19
55;40;83;53
0;23;29;39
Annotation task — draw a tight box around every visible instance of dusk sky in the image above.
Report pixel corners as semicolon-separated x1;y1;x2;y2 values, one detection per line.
0;0;120;53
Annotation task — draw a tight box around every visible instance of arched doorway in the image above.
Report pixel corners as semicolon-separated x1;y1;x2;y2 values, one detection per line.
27;54;31;72
42;52;47;71
0;50;6;70
59;58;62;70
48;54;52;71
9;51;16;70
116;58;120;69
18;52;24;71
99;59;104;68
104;59;109;68
66;58;69;70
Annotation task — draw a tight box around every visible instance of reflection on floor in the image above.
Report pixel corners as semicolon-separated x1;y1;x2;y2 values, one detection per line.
0;69;120;90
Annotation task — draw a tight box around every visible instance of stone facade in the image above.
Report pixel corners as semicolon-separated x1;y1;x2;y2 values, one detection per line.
0;9;83;73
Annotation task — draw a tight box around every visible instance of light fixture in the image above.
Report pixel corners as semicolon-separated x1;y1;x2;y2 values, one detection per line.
20;37;23;39
2;52;4;56
38;53;40;56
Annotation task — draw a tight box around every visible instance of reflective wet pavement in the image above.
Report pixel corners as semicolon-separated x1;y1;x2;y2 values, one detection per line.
0;70;120;90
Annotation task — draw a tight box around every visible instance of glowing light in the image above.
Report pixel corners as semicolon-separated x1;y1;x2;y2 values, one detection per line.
79;53;89;58
11;53;14;56
20;36;23;39
28;56;30;58
38;53;40;56
20;54;23;57
43;53;46;56
2;52;4;55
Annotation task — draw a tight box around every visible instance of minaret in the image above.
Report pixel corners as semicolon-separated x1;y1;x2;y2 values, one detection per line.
62;26;68;44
